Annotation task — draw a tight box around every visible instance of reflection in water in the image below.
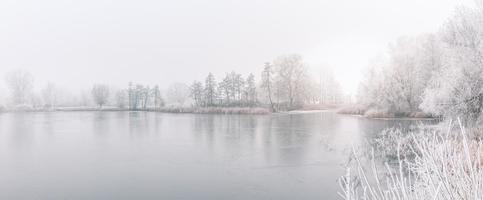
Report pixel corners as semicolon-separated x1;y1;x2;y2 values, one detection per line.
128;111;152;138
6;113;35;151
0;111;431;200
92;112;109;137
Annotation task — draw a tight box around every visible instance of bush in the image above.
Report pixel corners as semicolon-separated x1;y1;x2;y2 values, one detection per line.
339;121;483;200
407;111;432;118
337;105;367;115
154;106;271;115
363;109;395;118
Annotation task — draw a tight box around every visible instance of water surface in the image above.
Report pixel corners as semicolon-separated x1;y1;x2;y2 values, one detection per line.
0;111;424;200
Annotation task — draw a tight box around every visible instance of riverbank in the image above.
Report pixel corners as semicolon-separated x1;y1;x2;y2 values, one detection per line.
341;122;483;200
0;104;346;115
151;107;271;114
337;104;435;119
2;104;434;119
0;106;272;115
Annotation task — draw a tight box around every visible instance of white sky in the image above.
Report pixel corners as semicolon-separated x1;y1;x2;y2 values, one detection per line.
0;0;475;95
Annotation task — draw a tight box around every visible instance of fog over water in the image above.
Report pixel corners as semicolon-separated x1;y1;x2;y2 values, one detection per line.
0;0;473;94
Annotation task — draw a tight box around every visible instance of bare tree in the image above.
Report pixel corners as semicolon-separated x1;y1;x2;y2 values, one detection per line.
141;86;150;109
91;84;110;108
245;73;257;106
115;89;128;109
166;83;190;106
130;84;144;110
218;74;232;105
320;67;343;104
152;85;164;109
5;69;34;105
204;73;217;106
190;81;204;107
128;82;135;110
79;90;92;107
273;54;309;108
41;82;58;109
231;72;245;103
261;62;275;111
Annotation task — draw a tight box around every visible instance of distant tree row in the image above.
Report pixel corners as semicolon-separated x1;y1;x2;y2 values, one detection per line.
126;83;164;110
1;55;346;112
190;54;341;111
2;70;71;109
260;54;320;111
190;72;257;107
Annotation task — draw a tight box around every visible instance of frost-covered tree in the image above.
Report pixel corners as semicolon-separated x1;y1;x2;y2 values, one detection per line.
152;85;164;109
128;84;145;110
261;62;275;111
30;92;42;109
41;82;58;109
190;81;204;107
115;89;128;109
190;71;260;107
386;37;424;111
217;71;246;106
126;83;163;110
359;35;443;113
421;5;483;124
204;73;217;106
5;69;34;105
273;54;309;108
245;73;257;106
140;86;150;109
319;67;343;104
79;90;92;107
166;83;190;106
218;75;231;105
128;82;135;109
91;84;110;108
302;77;322;104
231;72;245;103
358;57;386;108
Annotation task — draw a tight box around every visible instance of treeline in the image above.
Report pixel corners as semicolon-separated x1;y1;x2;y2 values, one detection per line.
190;72;257;107
0;54;347;112
190;54;346;111
356;4;483;125
0;71;170;111
115;83;165;110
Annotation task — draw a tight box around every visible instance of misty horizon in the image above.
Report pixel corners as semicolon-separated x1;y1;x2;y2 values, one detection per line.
0;0;473;96
2;1;483;199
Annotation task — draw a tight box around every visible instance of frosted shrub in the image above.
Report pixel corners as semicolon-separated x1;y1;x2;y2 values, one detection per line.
340;120;483;200
370;128;417;162
156;106;270;115
363;109;394;118
337;105;367;115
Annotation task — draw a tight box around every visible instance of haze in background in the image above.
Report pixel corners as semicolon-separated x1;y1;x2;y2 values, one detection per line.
0;0;473;95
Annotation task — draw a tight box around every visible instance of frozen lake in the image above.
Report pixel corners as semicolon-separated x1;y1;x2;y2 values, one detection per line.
0;111;426;200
